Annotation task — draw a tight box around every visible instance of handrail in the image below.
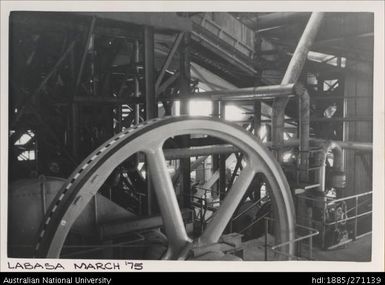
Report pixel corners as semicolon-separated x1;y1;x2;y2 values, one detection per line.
264;217;319;260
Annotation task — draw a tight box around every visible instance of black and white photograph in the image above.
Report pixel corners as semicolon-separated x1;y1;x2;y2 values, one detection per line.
1;1;384;272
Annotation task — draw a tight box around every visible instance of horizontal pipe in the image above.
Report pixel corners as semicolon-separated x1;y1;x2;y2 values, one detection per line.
99;209;193;240
313;139;372;152
257;12;311;30
310;116;373;122
334;141;373;152
163;139;302;159
163;139;372;160
164;145;238;159
162;84;295;101
262;117;373;123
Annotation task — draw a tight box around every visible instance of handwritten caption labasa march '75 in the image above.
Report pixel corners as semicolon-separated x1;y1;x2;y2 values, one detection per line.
6;261;143;271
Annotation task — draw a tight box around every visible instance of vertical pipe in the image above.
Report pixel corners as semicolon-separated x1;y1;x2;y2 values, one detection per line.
319;141;344;192
253;101;261;138
272;12;324;156
144;26;156;120
264;218;268;261
212;101;220;198
219;101;226;200
298;89;310;182
252;102;262;201
354;196;358;240
132;40;141;173
319;152;327;192
322;202;327;249
179;32;191;208
144;26;156;215
134;40;141;125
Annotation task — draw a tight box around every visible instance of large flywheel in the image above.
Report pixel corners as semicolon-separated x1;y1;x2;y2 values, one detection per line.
35;116;295;259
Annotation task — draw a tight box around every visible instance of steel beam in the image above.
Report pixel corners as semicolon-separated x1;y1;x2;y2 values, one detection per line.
156;72;180;96
76;12;192;32
71;16;97;161
155;33;184;92
12;41;76;128
73;96;143;105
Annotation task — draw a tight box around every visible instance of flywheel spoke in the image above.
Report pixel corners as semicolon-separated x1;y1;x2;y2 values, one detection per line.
199;165;257;245
145;147;191;259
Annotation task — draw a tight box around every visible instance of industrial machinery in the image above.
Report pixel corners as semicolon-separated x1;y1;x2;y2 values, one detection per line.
7;11;374;261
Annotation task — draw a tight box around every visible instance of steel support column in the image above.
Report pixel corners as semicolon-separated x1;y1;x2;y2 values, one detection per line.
72;16;97;161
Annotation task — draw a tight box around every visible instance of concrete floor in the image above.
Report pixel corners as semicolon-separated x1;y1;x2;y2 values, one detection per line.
312;234;372;262
242;234;372;262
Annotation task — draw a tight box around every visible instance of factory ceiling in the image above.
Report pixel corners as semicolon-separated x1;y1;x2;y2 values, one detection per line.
9;11;373;126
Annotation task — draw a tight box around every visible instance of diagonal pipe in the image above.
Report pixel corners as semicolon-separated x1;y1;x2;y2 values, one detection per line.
271;12;325;177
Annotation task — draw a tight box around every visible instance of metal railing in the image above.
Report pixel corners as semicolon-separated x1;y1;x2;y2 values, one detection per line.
264;217;319;260
297;191;372;249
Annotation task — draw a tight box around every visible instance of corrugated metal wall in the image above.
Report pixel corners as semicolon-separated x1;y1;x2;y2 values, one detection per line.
343;59;373;195
209;13;254;48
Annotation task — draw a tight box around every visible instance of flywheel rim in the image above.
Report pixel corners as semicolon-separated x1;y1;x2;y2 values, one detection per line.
35;116;295;260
